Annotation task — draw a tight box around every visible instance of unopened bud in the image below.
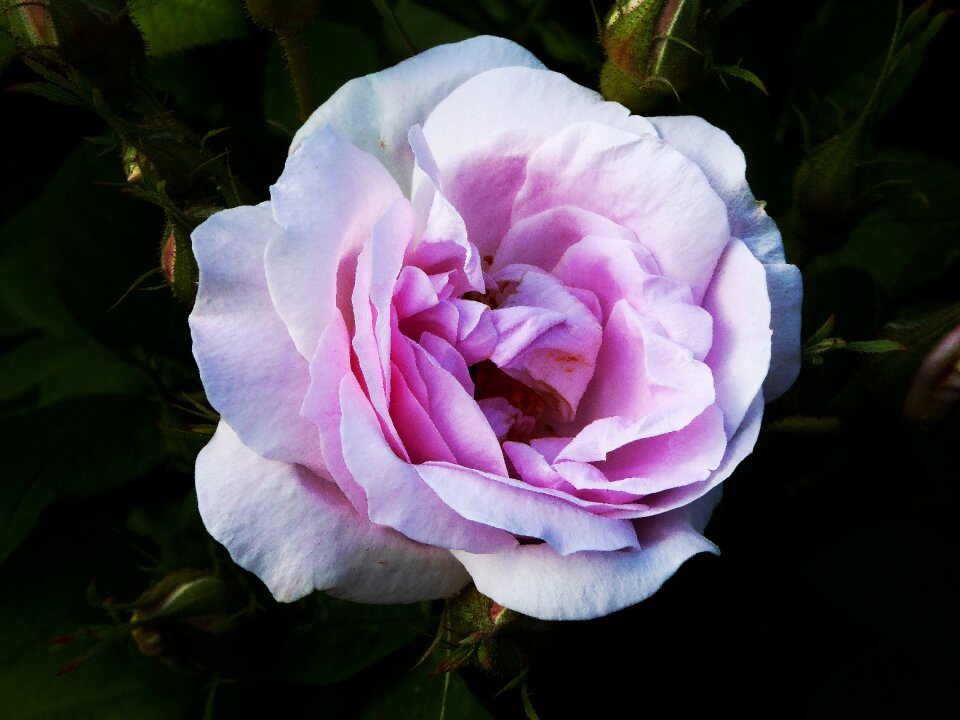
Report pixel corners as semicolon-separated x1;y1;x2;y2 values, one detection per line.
127;570;250;669
5;0;58;49
904;324;960;426
790;122;867;250
122;144;146;184
600;0;708;113
161;207;218;305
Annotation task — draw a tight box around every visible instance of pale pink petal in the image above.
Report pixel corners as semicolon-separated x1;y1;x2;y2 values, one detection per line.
503;441;576;491
478;397;526;441
291;36;545;193
398;299;459;347
389;361;457;464
593;404;727;493
451;491;721;620
492;205;645;274
450;299;498;366
703;239;772;436
650;115;802;399
552;235;713;359
350;199;417;458
418;331;473;394
410;341;508;476
420;66;656;178
190;203;324;475
489;266;602;420
562;300;714;461
197;422;469;603
338;375;516;552
762;262;803;400
267;126;403;357
393;266;439;319
301;309;367;512
512;122;730;302
436;132;534;260
417;463;639;556
406;126;484;296
639;392;763;515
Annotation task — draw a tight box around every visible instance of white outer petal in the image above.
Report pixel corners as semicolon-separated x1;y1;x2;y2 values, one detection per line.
189;202;324;475
650;115;803;400
291;35;544;193
453;490;721;621
196;422;469;603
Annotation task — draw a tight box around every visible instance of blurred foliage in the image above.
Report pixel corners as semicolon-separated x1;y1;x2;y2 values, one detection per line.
0;0;957;717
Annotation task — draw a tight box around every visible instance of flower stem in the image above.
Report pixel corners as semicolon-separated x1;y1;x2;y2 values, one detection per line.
278;31;316;123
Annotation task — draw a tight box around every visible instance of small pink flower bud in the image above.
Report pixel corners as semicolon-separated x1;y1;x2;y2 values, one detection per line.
904;324;960;426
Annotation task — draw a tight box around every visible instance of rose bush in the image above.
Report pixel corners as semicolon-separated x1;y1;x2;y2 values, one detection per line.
190;36;802;621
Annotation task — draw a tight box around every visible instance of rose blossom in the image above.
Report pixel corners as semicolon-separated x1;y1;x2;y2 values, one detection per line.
190;36;802;621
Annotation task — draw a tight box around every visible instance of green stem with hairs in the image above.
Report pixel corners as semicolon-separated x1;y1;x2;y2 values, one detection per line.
278;31;317;124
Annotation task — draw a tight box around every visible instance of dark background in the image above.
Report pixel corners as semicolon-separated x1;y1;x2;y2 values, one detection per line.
1;1;958;717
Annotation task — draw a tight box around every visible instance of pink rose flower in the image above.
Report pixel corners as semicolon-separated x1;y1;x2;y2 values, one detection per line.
190;36;802;620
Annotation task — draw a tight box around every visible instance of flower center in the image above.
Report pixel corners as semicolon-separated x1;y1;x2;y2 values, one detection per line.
472;361;546;417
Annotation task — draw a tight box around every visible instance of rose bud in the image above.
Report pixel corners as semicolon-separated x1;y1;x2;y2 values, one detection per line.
600;0;708;113
189;37;802;621
5;0;58;49
128;570;250;670
162;207;219;305
904;324;960;427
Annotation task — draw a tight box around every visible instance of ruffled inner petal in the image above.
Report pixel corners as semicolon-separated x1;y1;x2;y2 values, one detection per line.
561;300;715;462
417;462;639;555
267;125;404;358
488;265;602;421
551;235;713;360
338;374;516;553
492;205;646;274
512;122;731;303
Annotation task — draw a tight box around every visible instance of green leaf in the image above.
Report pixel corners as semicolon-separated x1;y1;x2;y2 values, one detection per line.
804;314;836;348
0;512;200;719
0;396;164;565
385;0;475;56
131;0;249;57
267;593;432;686
714;64;768;95
810;152;960;298
8;82;86;107
360;661;494;720
534;20;603;68
0;337;150;410
842;339;906;355
0;144;162;339
0;31;15;74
